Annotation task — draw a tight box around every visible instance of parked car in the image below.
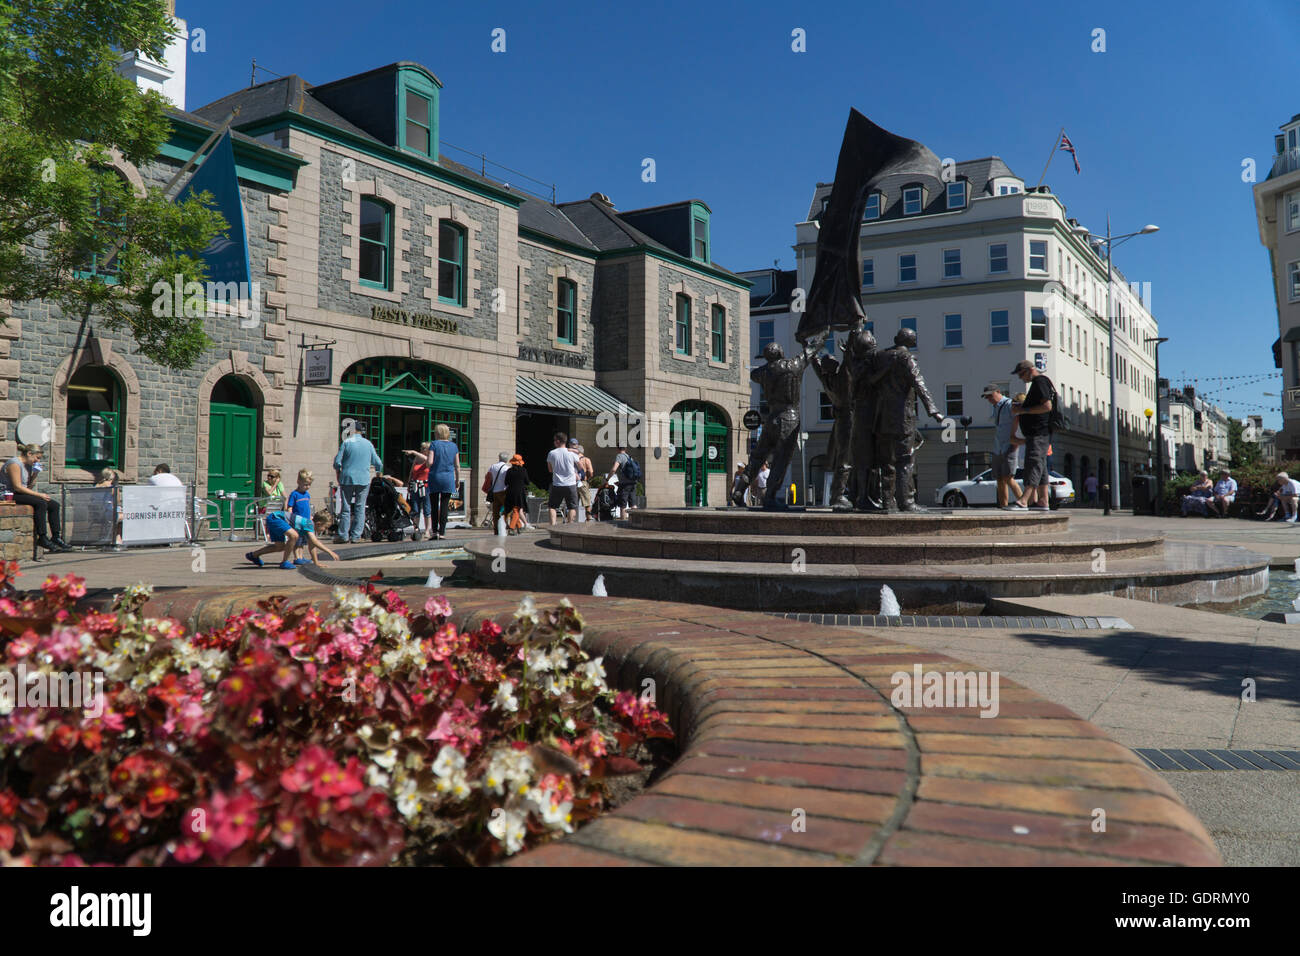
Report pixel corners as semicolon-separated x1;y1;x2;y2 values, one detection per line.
934;468;1076;509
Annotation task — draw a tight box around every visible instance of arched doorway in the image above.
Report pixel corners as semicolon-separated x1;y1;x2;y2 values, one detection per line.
339;358;473;481
65;365;124;472
208;375;261;528
668;401;729;507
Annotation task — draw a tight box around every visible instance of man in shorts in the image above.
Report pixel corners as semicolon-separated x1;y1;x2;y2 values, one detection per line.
546;431;580;525
982;384;1017;508
1008;359;1055;511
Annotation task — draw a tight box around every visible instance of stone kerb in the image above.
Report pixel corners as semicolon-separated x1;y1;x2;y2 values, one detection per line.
95;585;1220;867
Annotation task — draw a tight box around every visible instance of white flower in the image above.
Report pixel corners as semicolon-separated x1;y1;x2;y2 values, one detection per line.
372;748;398;770
526;647;552;673
487;807;528;855
580;657;607;689
432;745;466;779
542;674;567;697
538;799;574;833
482;747;534;796
513;595;538;625
563;717;576;734
366;764;390;788
492;681;518;713
395;779;422;819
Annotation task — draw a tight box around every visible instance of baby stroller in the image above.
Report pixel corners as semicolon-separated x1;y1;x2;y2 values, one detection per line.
593;483;618;522
364;476;414;542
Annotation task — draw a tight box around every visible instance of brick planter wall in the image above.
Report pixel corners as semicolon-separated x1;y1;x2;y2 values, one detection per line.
77;584;1220;867
0;503;34;562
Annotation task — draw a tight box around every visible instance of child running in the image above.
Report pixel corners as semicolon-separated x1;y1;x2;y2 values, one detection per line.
300;510;341;566
245;509;299;569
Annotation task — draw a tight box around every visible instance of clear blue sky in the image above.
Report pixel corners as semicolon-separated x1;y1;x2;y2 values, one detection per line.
183;0;1298;428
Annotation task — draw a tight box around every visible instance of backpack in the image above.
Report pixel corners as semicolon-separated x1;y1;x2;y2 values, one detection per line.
1043;377;1069;432
619;455;641;483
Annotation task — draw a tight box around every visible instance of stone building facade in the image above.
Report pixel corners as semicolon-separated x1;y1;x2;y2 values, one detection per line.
1;60;750;519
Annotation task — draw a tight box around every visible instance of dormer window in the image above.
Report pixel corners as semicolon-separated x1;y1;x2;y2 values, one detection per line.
946;181;967;210
902;186;923;215
404;90;432;155
864;193;881;221
693;216;708;260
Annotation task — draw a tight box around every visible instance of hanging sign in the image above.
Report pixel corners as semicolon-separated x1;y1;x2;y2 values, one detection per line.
304;348;333;385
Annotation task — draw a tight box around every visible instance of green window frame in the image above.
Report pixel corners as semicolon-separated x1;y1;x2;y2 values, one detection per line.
404;90;432;156
77;181;125;284
66;411;122;470
693;217;708;261
710;303;726;362
438;220;466;306
339;358;474;469
675;293;691;355
358;197;392;289
556;278;577;345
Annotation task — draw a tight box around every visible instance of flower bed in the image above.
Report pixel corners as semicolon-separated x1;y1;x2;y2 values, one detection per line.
0;561;672;866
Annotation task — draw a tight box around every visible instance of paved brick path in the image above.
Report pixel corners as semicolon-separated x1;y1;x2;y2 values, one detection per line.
90;584;1221;866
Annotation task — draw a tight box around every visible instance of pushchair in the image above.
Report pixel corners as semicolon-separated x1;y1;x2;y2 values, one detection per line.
593;483;618;522
364;476;415;542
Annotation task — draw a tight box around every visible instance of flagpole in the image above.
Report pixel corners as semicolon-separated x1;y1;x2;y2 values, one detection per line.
1034;127;1063;189
96;108;241;274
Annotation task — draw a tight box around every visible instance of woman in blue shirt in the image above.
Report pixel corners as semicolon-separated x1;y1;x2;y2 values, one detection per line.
429;424;460;540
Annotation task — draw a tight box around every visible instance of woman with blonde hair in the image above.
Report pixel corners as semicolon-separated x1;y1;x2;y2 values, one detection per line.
428;424;460;540
403;440;433;540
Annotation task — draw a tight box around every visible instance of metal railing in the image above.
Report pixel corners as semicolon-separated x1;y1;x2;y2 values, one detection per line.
1268;148;1300;180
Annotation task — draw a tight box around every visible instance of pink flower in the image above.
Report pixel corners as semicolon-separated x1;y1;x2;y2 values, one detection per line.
425;699;485;752
424;595;452;621
200;789;261;862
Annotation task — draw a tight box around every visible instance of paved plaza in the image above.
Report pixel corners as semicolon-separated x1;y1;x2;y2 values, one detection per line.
32;508;1300;865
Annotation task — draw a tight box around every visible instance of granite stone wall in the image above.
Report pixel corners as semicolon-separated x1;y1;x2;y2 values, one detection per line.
5;155;286;484
593;261;630;372
517;244;595;367
656;265;743;384
315;150;501;341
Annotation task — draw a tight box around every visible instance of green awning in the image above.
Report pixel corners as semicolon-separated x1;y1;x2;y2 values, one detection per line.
515;377;641;419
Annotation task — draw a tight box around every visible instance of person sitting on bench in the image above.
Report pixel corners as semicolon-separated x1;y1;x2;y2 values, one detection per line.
1;444;69;552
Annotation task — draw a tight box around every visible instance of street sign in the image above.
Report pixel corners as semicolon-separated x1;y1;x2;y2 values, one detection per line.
742;409;762;430
1033;352;1047;372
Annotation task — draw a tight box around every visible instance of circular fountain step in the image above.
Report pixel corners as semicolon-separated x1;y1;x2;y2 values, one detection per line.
627;507;1069;536
466;535;1269;615
549;521;1163;565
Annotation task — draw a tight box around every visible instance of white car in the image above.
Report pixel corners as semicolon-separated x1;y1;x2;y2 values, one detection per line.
934;468;1076;509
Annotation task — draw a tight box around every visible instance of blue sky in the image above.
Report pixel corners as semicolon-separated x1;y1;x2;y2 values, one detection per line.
183;0;1298;427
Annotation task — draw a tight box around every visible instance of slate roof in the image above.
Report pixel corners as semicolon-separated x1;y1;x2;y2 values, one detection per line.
805;155;1022;222
166;105;305;160
737;268;798;311
192;75;733;268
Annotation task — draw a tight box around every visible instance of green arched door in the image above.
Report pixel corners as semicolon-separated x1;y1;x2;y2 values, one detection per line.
207;376;259;528
338;358;473;482
668;401;729;507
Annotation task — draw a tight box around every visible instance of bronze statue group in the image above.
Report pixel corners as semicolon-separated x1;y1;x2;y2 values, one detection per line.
732;323;943;513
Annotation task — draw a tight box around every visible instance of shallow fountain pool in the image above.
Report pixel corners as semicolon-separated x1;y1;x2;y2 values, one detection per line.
1219;573;1300;619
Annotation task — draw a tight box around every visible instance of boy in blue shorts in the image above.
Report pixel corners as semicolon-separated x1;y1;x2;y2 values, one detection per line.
245;509;298;569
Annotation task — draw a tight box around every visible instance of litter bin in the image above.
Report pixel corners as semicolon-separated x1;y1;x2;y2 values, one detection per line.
1131;475;1156;515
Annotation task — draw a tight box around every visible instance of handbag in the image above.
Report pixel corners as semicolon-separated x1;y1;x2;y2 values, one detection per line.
410;479;427;497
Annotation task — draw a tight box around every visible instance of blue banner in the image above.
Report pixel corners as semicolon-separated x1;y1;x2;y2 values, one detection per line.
176;131;251;287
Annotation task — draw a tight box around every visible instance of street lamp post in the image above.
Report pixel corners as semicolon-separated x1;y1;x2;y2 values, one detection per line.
1145;335;1169;514
1072;218;1159;515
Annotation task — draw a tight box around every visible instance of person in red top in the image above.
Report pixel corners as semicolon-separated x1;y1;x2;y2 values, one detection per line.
404;441;432;541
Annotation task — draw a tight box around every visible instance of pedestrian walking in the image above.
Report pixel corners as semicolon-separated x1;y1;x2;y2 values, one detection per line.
568;438;595;521
404;441;432;540
428;424;460;540
483;452;511;529
547;432;580;525
1083;472;1098;507
607;446;640;513
1008;360;1056;511
982;384;1019;509
730;464;747;507
503;453;530;533
332;420;382;543
754;461;770;506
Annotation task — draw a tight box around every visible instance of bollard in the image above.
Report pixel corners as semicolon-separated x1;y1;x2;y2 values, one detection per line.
1102;483;1111;516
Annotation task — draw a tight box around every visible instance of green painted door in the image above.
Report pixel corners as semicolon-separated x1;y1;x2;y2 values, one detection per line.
208;403;257;529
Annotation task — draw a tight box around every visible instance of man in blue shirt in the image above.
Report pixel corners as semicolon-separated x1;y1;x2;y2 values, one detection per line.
333;421;382;543
1211;469;1238;518
982;384;1023;509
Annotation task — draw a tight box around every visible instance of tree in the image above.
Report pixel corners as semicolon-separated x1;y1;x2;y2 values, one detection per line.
0;0;227;369
1229;418;1261;469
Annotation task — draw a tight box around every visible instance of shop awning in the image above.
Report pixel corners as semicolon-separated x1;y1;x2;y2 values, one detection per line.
515;377;642;419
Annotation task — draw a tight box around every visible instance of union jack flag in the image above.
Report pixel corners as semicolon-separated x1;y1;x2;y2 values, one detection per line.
1059;131;1081;173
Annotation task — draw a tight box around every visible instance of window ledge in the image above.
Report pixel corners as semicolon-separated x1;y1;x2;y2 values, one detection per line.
551;339;582;352
671;351;696;363
435;298;474;318
708;358;729;369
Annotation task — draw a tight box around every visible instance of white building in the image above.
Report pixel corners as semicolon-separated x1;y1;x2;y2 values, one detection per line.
784;147;1161;506
1254;111;1300;458
115;0;189;110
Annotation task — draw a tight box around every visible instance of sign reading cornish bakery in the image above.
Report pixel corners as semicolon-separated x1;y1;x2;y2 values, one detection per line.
370;305;460;334
518;345;588;369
